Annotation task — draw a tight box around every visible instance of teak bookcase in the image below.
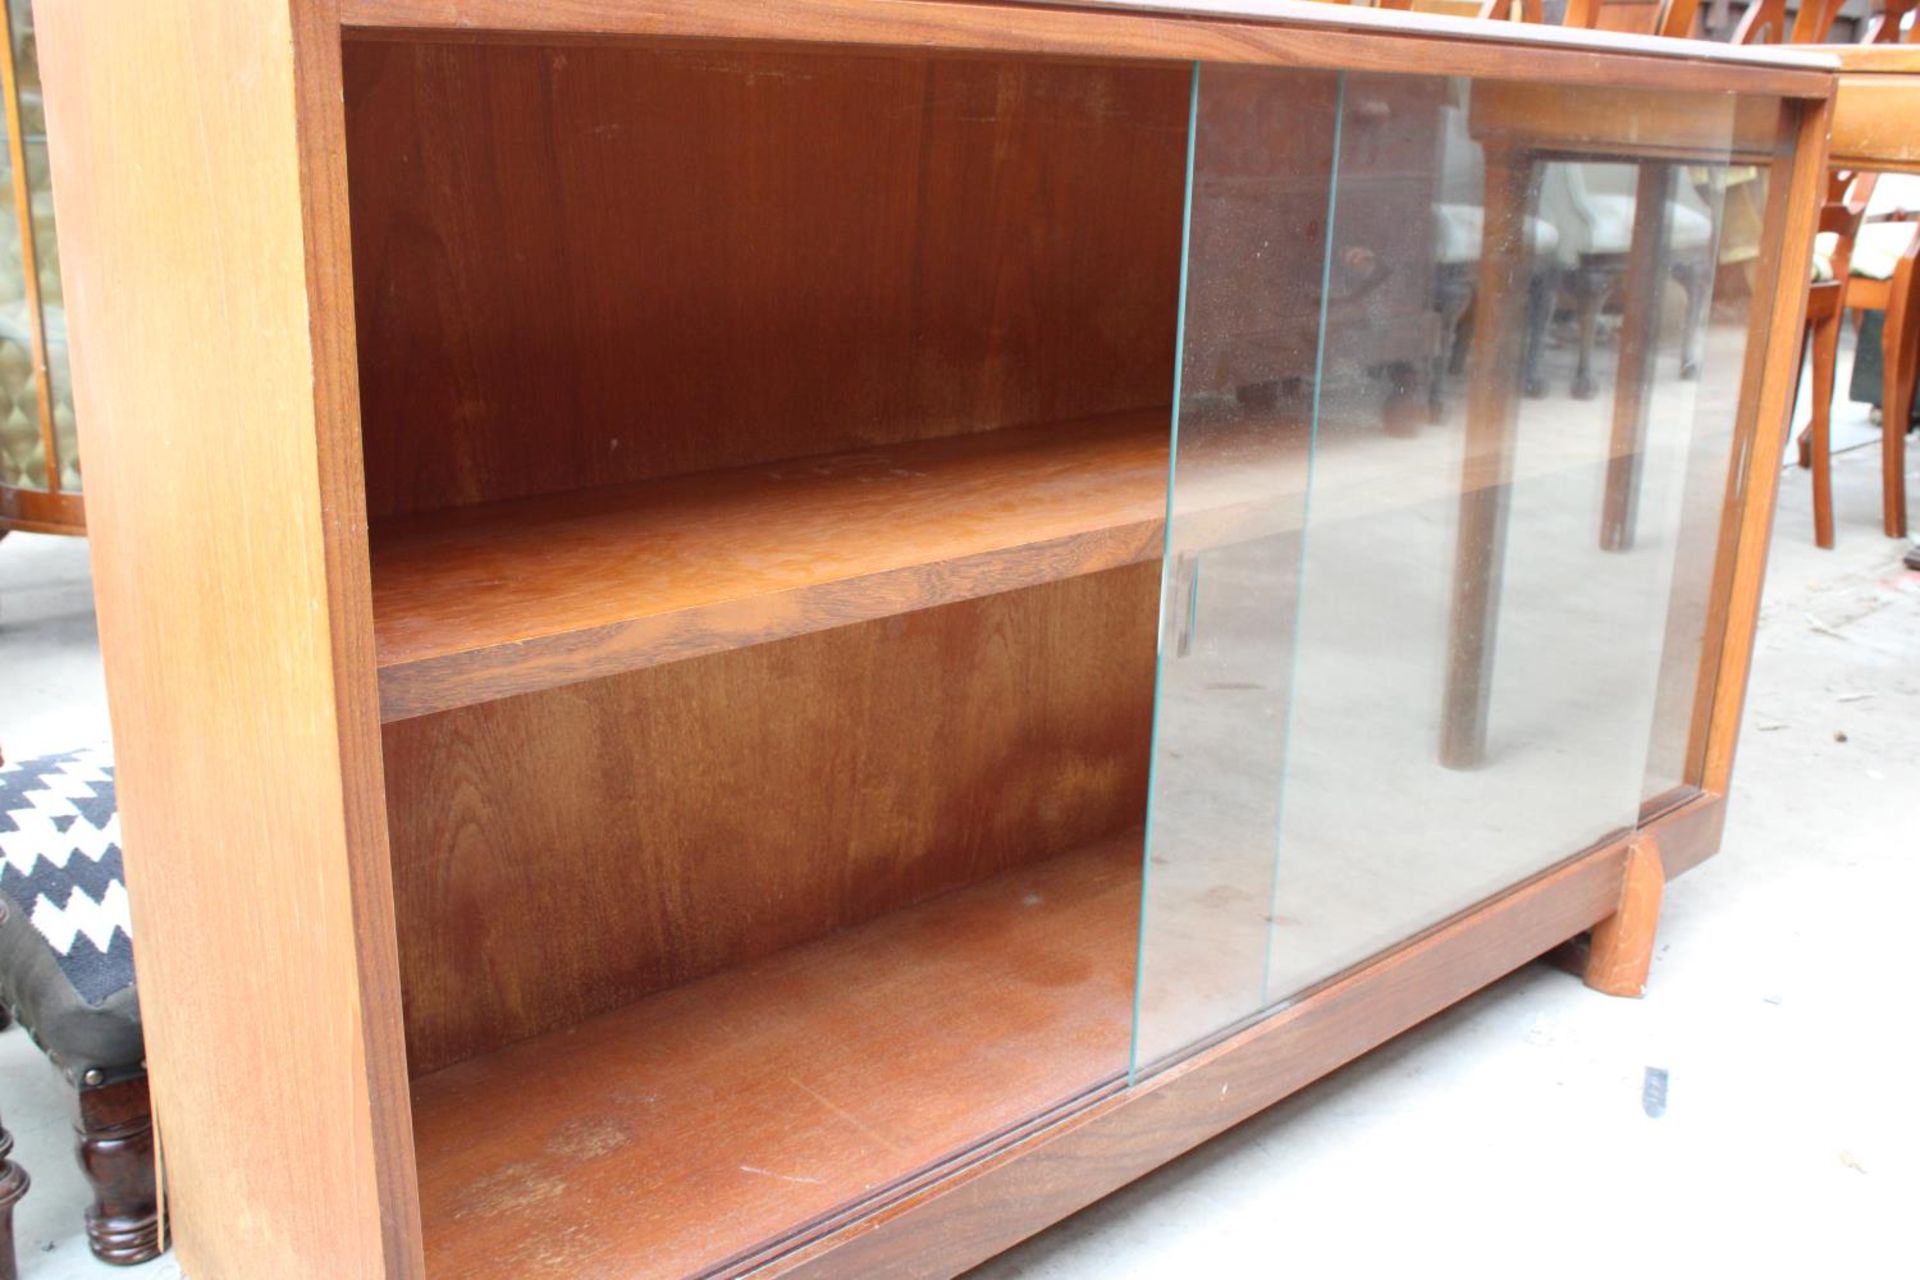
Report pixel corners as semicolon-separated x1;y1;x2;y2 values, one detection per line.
38;1;1832;1276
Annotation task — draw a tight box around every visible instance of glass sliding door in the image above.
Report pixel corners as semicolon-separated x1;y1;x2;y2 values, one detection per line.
1131;63;1341;1071
1135;67;1776;1075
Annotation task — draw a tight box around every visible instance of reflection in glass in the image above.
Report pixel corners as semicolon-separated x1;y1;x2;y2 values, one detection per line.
1133;64;1336;1070
1642;164;1777;802
0;0;76;497
1136;69;1774;1073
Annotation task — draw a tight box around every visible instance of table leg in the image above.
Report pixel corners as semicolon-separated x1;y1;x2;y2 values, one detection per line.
1441;148;1535;770
1601;162;1675;553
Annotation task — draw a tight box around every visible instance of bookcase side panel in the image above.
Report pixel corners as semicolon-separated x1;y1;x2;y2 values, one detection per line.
36;1;420;1274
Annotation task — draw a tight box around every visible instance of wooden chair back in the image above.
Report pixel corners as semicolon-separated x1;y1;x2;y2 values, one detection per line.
1727;0;1892;44
1818;170;1879;285
1861;0;1917;41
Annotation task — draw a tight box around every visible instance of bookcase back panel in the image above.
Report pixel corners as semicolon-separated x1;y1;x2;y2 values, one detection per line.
382;563;1158;1074
344;39;1189;519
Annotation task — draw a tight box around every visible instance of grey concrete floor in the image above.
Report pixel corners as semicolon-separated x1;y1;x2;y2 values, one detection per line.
0;388;1913;1278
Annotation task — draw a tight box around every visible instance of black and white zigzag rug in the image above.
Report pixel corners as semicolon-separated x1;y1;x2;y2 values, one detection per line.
0;747;133;1006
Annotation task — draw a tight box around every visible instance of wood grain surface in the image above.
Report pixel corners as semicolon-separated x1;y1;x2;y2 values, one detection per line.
1467;81;1791;162
36;0;423;1273
383;565;1158;1073
1827;73;1920;175
338;0;1837;96
46;0;1825;1273
371;414;1171;718
344;38;1188;519
407;831;1143;1279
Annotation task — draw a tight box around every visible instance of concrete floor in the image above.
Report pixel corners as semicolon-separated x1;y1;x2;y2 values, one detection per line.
0;389;1913;1277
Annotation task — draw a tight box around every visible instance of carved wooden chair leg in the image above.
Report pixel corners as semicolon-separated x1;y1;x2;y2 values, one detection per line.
1571;263;1613;401
1675;255;1712;381
0;1102;28;1280
1521;264;1558;398
1431;265;1476;423
74;1073;162;1266
1585;834;1666;998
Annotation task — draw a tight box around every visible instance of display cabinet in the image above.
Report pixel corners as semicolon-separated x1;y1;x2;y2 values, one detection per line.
0;0;77;536
38;1;1832;1276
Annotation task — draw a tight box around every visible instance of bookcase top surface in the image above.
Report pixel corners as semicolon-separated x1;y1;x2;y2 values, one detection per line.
336;0;1837;96
1016;0;1839;69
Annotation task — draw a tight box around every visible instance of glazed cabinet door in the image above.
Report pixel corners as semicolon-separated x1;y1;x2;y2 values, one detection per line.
1133;66;1791;1073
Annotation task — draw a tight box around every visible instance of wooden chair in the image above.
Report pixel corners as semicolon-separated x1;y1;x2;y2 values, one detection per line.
1521;0;1790;402
1796;173;1919;543
1798;172;1877;547
1790;6;1918;546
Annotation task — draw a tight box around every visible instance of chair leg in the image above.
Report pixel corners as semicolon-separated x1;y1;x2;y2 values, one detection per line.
1809;307;1841;550
1522;265;1559;399
1431;266;1475;423
1675;257;1711;381
1586;834;1665;998
1883;275;1915;540
0;1104;28;1280
1441;148;1535;772
1572;264;1611;401
74;1074;162;1266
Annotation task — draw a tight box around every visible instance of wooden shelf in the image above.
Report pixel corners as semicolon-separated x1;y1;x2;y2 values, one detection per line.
371;412;1172;720
370;398;1644;721
407;831;1142;1279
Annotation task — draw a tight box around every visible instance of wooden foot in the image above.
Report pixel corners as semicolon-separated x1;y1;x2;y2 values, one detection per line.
0;1103;29;1280
75;1076;163;1266
1585;834;1665;998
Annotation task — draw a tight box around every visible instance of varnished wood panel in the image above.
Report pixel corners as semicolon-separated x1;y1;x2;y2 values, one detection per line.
344;39;1189;517
409;831;1140;1280
1819;45;1920;73
383;564;1158;1074
372;413;1170;719
1649;785;1727;878
35;0;422;1275
1468;81;1790;162
1702;100;1831;795
339;0;1838;97
1828;75;1920;175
